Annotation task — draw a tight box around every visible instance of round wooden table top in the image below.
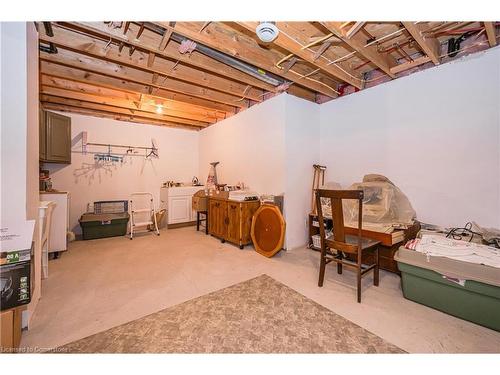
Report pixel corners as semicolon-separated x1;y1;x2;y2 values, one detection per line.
251;204;286;258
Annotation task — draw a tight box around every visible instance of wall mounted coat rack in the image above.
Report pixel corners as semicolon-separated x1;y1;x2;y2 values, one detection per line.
81;132;159;159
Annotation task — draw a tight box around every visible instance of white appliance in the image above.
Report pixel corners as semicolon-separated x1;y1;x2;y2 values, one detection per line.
160;186;204;226
39;192;69;254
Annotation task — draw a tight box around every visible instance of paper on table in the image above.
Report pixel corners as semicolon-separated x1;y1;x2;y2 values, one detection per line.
0;220;36;252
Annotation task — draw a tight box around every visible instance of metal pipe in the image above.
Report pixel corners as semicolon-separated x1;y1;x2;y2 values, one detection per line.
39;42;58;54
142;22;284;87
43;22;54;37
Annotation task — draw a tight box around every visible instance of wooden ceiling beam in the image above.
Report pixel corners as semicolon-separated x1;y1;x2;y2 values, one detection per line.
40;74;227;120
57;22;275;94
41;94;210;128
156;22;335;98
402;22;441;65
41;94;208;127
41;102;202;131
313;42;333;62
147;51;155;67
158;27;173;50
484;22;497;47
236;22;363;89
322;22;397;78
40;58;237;114
39;50;247;110
40;24;265;103
345;22;366;39
40;86;218;124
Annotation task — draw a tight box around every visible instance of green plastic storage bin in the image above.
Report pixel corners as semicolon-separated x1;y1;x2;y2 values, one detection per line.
79;213;129;240
398;261;500;332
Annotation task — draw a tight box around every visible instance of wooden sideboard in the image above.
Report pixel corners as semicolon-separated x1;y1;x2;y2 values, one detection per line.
208;194;260;249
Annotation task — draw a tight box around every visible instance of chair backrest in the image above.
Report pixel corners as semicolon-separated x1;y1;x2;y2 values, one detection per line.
315;189;364;254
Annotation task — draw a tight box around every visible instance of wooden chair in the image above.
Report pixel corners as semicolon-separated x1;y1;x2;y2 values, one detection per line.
196;211;208;235
315;189;380;303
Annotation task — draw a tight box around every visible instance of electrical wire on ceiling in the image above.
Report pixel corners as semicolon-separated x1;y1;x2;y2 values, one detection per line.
276;21;497;89
362;34;498;85
276;27;366;86
275;26;408;87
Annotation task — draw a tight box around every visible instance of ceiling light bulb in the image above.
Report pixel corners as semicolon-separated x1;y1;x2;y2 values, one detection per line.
256;22;279;43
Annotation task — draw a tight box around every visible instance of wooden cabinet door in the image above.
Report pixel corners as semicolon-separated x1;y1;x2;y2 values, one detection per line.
39;109;47;161
226;202;241;244
208;199;217;235
46;111;71;163
208;199;227;238
241;201;260;244
208;199;220;237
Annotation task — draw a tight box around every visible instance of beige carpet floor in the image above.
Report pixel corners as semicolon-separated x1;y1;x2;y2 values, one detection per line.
22;227;500;353
58;275;404;353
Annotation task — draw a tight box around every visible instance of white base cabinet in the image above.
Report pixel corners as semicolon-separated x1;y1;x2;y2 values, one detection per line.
160;186;204;226
39;192;69;253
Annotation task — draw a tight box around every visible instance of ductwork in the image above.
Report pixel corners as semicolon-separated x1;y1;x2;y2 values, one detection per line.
143;22;284;87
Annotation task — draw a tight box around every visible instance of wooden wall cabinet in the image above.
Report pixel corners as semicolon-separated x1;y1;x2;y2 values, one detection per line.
39;110;72;164
208;196;260;249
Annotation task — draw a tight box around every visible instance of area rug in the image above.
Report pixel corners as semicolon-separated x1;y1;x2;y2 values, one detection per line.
58;274;404;353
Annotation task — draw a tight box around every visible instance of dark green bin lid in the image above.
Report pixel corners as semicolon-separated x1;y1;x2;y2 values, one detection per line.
80;212;130;226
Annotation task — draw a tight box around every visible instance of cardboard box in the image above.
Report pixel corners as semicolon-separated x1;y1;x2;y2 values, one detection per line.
1;261;31;311
0;248;31;266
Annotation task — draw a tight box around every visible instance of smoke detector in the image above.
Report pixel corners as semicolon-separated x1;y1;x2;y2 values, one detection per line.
256;22;279;43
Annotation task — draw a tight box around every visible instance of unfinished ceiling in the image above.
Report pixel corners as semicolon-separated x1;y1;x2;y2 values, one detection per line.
37;21;499;130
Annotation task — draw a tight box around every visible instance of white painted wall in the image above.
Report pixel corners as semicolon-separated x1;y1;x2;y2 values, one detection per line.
1;23;28;223
0;22;40;326
284;95;320;249
198;49;500;246
198;94;287;195
320;47;500;228
198;94;319;250
45;114;199;234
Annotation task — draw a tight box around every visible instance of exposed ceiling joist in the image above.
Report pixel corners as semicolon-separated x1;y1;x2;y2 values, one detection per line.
158;27;173;50
313;41;333;61
58;22;276;94
154;21;335;98
402;22;441;65
40;74;226;120
40;25;265;104
484;22;497;47
37;21;496;129
40;54;244;111
42;101;202;131
345;22;366;39
322;22;397;78
40;85;217;124
237;22;363;89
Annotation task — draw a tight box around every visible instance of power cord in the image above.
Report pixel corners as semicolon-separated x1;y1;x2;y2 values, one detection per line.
446;222;482;242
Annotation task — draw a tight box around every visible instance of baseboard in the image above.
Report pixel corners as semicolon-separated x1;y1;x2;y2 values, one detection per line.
167;221;196;229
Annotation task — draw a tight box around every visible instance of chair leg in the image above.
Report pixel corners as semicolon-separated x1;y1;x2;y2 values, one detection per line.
318;252;327;287
357;268;362;303
205;213;209;235
374;246;380;287
196;212;200;231
337;252;343;274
